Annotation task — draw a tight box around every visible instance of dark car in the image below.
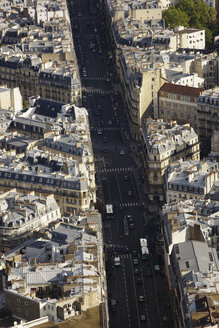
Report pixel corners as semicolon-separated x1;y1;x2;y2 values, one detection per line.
134;268;140;275
136;278;142;285
115;245;121;252
123;246;129;253
145;268;152;277
133;250;138;258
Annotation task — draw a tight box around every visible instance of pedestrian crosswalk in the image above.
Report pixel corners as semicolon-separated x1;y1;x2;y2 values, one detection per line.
93;127;120;131
82;88;114;95
120;254;131;260
98;167;133;174
81;76;108;81
120;202;145;208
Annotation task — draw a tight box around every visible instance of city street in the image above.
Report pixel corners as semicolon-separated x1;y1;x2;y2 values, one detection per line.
68;0;173;326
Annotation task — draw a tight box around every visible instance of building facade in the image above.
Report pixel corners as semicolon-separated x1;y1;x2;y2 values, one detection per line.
158;83;203;133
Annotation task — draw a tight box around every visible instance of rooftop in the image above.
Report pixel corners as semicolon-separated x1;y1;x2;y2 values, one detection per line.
142;118;198;155
159;83;203;97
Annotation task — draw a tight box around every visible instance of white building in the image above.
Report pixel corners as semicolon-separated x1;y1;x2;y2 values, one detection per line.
164;71;204;88
0;86;23;113
175;26;205;50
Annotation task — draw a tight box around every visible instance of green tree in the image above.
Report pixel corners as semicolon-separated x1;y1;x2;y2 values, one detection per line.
23;99;29;109
204;28;213;48
162;0;217;47
163;7;189;28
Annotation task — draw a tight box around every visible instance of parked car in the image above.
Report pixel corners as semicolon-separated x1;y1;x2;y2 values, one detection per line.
111;299;117;311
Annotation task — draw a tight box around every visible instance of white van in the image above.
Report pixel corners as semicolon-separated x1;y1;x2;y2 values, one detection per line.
114;256;121;267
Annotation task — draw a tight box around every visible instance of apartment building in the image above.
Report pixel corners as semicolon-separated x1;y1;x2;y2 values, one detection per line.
158;83;203;132
140;118;200;201
3;210;105;324
0;97;96;214
175;26;205;50
117;48;166;138
197;87;219;140
0;0;82;105
165;160;218;204
153;27;205;51
191;52;219;89
159;83;219;142
162;199;219;261
171;240;219;327
161;200;219;327
0;148;94;215
0;189;61;252
164;71;204;88
0;54;81;105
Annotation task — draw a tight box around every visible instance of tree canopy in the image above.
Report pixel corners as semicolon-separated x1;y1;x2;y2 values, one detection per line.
162;0;217;47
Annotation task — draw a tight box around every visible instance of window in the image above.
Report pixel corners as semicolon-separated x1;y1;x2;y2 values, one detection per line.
25;311;29;316
17;307;21;313
185;261;190;268
209;252;213;262
17;298;20;303
25;301;28;306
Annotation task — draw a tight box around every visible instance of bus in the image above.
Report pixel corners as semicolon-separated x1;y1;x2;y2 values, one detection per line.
140;238;150;260
106;204;113;219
